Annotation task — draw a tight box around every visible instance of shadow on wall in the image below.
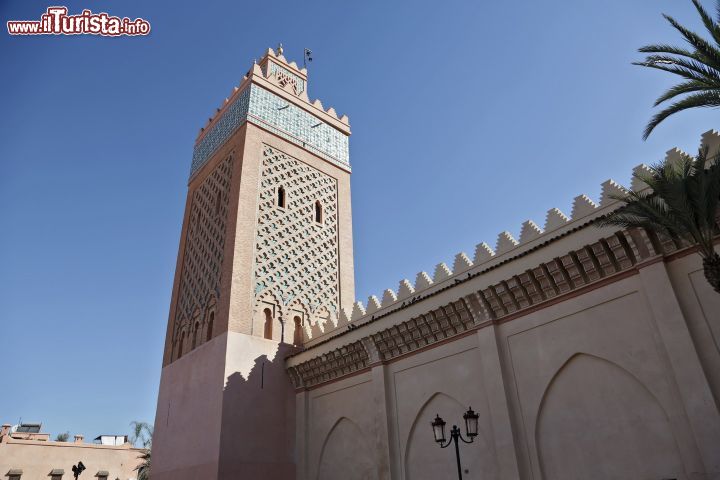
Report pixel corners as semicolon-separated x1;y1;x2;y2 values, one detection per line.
217;342;298;480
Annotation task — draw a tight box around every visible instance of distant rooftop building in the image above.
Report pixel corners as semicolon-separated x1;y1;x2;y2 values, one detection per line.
94;435;128;446
13;423;40;434
0;423;143;480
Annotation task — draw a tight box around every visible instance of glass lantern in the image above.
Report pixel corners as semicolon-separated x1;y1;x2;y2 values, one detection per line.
431;414;447;443
463;407;479;438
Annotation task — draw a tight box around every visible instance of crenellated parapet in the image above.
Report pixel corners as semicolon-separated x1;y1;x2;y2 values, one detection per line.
287;205;718;388
288;130;720;349
190;46;351;181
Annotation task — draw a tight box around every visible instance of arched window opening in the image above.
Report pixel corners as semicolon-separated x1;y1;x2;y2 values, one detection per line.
293;316;303;345
214;191;222;216
192;322;199;350
314;201;323;224
277;186;286;208
206;312;214;342
263;308;273;340
178;331;187;359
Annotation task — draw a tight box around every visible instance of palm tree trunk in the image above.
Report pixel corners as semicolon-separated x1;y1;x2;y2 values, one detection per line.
703;252;720;294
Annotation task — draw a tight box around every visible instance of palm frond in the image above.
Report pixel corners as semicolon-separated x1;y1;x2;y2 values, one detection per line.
135;449;151;480
637;1;720;137
643;91;720;139
633;60;714;84
639;55;720;82
600;147;720;263
663;13;720;66
639;43;705;61
691;0;720;46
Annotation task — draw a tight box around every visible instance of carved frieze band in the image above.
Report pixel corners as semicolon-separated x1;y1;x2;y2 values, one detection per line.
288;340;369;389
369;299;475;362
286;226;692;390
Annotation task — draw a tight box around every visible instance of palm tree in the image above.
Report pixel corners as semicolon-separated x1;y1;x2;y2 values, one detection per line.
130;421;153;479
635;0;720;139
129;421;153;449
598;147;720;292
134;449;151;480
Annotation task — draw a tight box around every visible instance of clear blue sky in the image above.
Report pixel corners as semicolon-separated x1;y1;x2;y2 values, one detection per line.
1;0;716;440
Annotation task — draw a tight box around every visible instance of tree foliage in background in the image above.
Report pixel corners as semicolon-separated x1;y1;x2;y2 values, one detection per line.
54;431;70;442
598;147;720;292
135;449;151;480
130;421;153;480
635;0;720;139
129;420;153;448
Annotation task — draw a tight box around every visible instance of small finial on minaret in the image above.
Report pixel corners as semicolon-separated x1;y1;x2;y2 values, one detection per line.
277;43;284;56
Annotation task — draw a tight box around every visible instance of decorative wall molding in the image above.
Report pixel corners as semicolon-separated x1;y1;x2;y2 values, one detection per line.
286;225;704;389
288;340;368;389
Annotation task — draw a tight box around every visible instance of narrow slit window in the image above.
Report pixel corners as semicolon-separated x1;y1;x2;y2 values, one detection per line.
277;186;286;208
314;201;322;224
206;312;214;341
293;316;303;345
192;322;199;349
178;331;187;359
263;308;273;340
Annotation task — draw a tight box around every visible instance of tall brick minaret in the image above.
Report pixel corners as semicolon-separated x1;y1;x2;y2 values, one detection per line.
152;45;355;480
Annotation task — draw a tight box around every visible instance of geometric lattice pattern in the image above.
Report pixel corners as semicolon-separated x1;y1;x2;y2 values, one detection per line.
253;145;339;313
267;61;306;95
174;155;234;336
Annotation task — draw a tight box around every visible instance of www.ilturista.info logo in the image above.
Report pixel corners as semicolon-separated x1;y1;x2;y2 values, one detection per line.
7;7;151;36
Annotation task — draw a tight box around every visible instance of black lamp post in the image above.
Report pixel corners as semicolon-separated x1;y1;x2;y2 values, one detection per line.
431;407;479;480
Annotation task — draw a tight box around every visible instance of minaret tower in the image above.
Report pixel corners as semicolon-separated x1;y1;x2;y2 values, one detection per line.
152;45;355;480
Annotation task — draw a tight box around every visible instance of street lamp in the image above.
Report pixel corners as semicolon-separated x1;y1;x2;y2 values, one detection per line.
431;407;479;480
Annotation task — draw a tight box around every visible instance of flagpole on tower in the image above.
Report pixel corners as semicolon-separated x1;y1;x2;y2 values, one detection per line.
304;48;313;71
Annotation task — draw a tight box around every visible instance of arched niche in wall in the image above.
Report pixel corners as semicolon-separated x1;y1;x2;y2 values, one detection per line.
536;353;684;480
317;417;375;480
404;392;490;480
252;290;282;341
287;299;310;345
203;294;217;343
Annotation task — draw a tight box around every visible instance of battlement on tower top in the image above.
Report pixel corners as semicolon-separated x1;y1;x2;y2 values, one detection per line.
189;45;351;180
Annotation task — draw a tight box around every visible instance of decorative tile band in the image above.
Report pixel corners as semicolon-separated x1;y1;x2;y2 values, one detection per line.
190;85;350;179
190;87;250;177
